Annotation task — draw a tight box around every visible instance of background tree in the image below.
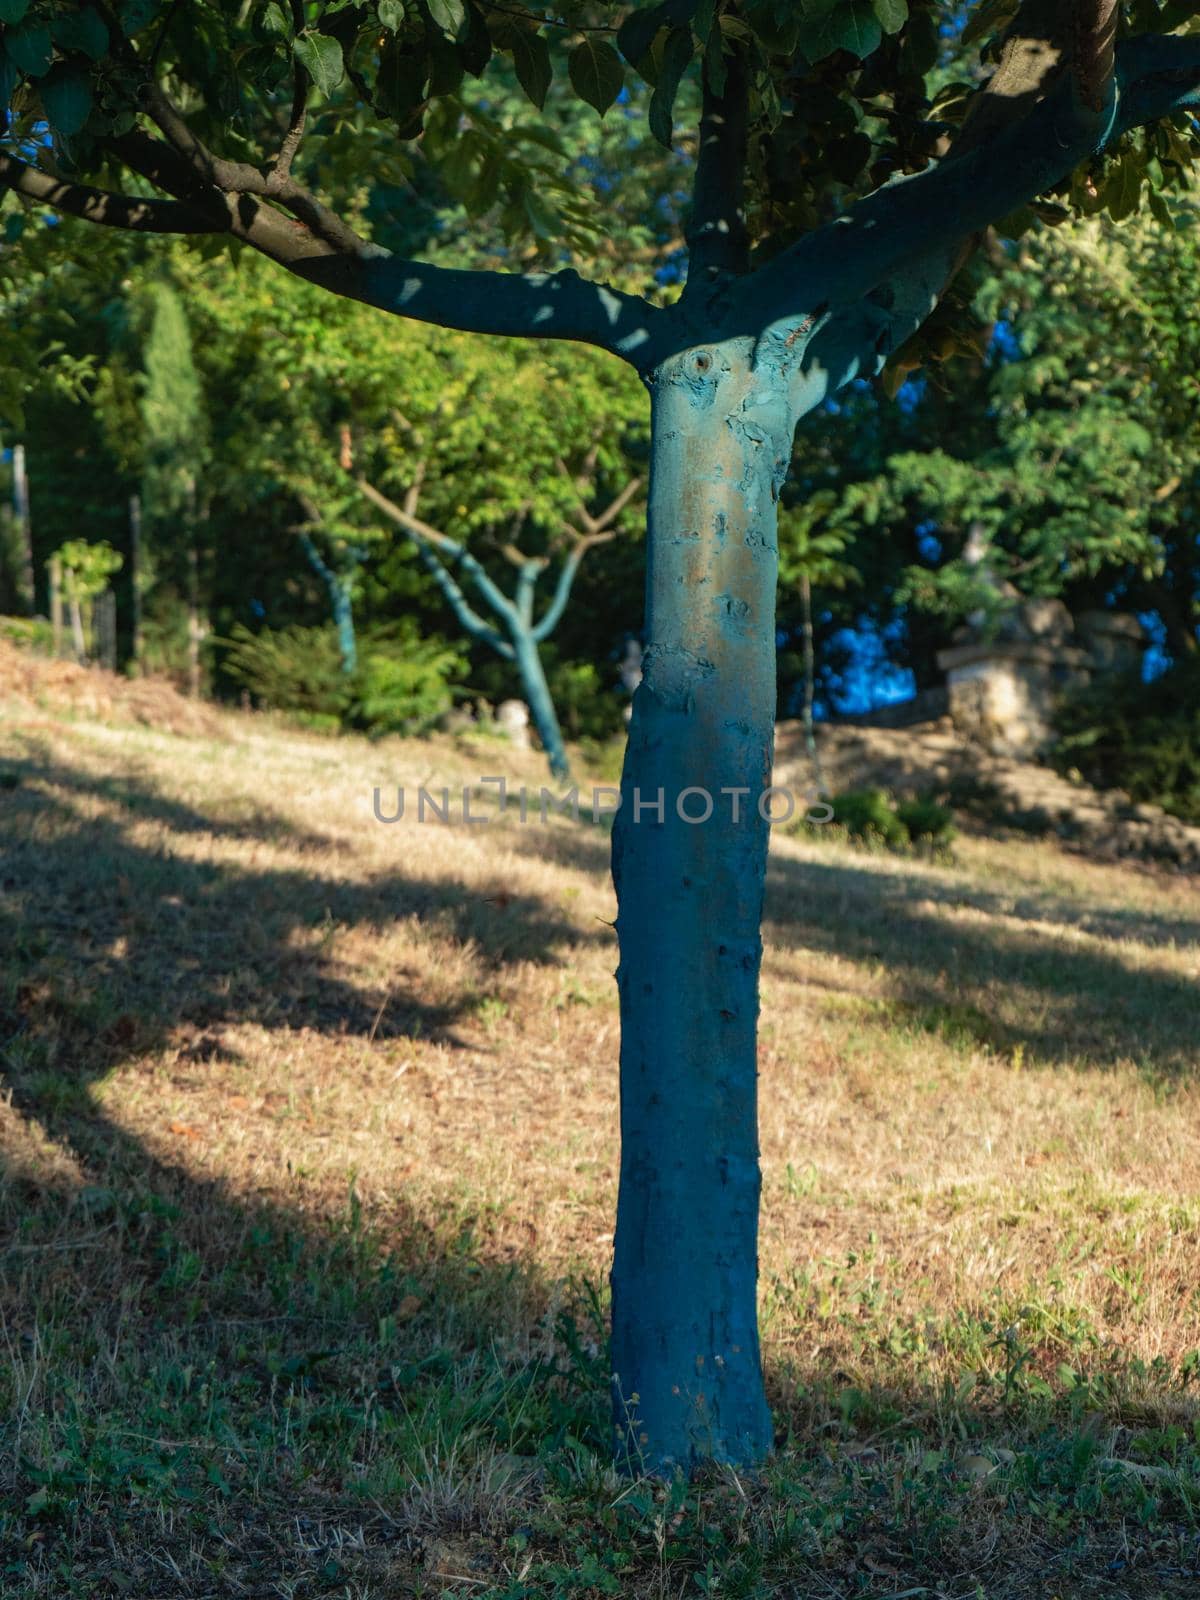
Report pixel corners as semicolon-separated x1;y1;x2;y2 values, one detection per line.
359;443;641;779
5;0;1200;1474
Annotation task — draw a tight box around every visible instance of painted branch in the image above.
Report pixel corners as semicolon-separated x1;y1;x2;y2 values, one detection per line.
0;152;221;234
531;543;590;643
739;30;1200;357
356;477;517;626
684;50;751;289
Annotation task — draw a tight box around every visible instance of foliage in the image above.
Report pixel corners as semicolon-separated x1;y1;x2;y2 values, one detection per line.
814;786;956;852
827;210;1200;669
1052;659;1200;825
48;537;122;602
220;618;464;734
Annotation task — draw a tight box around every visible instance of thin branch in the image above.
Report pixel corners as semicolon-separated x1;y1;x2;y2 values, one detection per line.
589;474;643;534
357;476;517;629
741;29;1200;371
268;0;309;189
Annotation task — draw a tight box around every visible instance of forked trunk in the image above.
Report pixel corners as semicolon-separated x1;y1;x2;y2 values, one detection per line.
610;341;794;1473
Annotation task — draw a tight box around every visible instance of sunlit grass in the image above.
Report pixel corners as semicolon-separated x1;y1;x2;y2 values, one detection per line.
2;654;1200;1596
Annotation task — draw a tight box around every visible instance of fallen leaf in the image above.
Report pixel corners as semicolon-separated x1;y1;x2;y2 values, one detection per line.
396;1294;422;1320
168;1121;202;1140
227;1094;250;1110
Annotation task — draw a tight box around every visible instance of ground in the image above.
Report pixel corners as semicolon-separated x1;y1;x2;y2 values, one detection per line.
1;642;1199;1598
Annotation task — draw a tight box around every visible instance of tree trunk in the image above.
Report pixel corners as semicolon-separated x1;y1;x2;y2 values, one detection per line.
69;597;87;661
513;629;570;781
800;572;826;798
331;577;358;676
129;494;143;667
187;543;203;698
610;340;792;1474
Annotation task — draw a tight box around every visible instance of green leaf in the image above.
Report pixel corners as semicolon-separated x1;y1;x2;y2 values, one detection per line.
800;1;881;62
648;25;691;147
0;0;31;21
617;4;666;69
294;31;344;95
52;7;109;58
567;38;624;116
426;0;466;38
40;68;92;134
378;0;405;28
871;0;908;35
510;28;551;111
1104;155;1141;223
522;187;560;239
5;21;52;76
261;1;294;37
376;40;428;131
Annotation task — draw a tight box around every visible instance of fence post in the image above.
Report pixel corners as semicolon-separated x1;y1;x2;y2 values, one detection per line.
129;493;143;665
12;444;35;615
49;554;63;658
96;589;117;671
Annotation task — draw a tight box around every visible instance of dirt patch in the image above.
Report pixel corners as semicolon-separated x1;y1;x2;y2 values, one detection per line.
0;639;228;740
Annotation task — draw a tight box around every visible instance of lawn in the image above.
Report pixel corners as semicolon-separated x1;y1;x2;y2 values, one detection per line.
2;688;1199;1598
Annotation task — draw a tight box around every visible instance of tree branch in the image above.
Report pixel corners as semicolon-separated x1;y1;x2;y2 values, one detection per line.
0;151;222;234
684;47;750;293
356;476;518;636
532;541;592;643
269;0;309;189
742;28;1200;375
5;129;662;361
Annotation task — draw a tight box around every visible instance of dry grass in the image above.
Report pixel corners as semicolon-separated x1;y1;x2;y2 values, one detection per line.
2;669;1200;1598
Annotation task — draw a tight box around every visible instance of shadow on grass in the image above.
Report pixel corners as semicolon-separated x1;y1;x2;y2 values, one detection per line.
504;815;1199;1073
763;850;1199;1074
3;753;1200;1597
0;748;609;1594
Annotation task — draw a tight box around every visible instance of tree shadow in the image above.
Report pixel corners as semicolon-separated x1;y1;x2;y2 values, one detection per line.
1;753;1198;1595
0;746;606;1591
0;747;599;1065
763;848;1199;1073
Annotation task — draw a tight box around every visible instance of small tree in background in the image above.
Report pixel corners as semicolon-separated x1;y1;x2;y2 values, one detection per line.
139;281;210;692
359;443;641;780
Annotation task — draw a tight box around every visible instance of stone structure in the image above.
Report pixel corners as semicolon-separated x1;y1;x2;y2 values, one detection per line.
937;599;1145;756
618;635;643;723
496;698;531;749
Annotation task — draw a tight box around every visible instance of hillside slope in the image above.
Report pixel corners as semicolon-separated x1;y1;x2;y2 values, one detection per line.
2;647;1199;1596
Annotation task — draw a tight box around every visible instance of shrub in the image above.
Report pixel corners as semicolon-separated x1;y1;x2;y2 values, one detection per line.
828;787;909;848
805;786;956;854
219;620;465;735
896;794;957;847
1051;658;1200;826
0;615;55;653
347;624;466;735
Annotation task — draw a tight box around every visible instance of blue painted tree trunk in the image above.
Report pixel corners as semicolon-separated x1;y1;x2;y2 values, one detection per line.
301;533;358;675
513;629;570;783
330;579;357;676
610;340;793;1474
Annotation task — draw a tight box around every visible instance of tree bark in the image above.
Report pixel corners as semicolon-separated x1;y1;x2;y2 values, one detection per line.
610;339;792;1474
513;629;570;782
